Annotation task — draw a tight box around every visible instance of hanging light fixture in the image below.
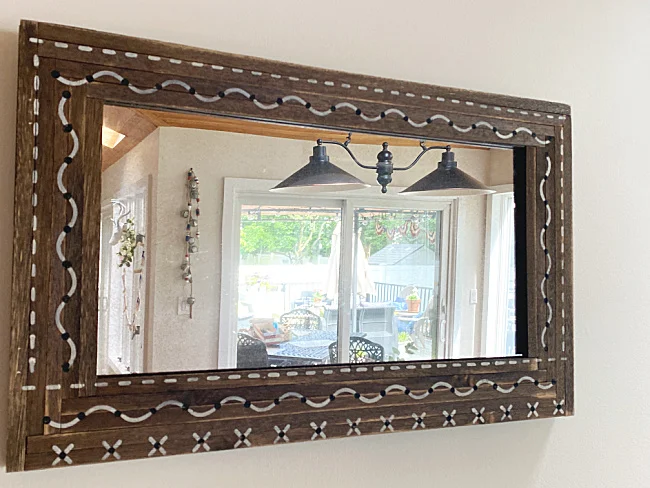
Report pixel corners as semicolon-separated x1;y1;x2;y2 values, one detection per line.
273;134;494;196
271;142;369;193
401;148;494;196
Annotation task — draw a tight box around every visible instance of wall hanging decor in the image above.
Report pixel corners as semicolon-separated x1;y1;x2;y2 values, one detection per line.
180;168;200;318
5;20;573;471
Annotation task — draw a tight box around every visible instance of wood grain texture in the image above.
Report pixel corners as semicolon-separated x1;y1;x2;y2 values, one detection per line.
6;19;39;473
6;20;574;471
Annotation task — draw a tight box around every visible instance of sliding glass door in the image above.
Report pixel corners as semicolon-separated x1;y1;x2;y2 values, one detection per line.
224;182;453;369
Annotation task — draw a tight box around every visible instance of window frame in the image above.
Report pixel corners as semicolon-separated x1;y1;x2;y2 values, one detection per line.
220;177;456;368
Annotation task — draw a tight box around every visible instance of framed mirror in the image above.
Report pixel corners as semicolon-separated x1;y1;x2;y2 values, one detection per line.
7;20;573;471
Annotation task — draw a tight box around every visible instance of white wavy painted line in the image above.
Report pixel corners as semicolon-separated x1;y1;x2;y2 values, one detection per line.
46;376;555;429
540;153;553;351
54;71;551;145
55;95;80;369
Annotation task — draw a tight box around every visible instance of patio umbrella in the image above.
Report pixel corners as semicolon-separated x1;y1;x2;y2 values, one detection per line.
325;222;376;301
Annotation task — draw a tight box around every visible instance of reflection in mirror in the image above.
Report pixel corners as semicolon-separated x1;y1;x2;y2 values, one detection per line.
98;106;518;375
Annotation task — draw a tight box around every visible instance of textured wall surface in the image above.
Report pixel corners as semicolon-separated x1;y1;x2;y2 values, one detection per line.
1;1;649;486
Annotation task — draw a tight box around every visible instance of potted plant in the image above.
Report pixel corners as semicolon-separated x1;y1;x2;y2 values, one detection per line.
406;289;421;313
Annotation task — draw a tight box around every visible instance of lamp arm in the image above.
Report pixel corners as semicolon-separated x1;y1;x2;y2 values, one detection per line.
317;139;377;170
393;144;451;171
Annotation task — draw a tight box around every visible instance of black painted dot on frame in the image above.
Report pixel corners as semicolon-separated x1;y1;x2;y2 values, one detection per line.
513;382;519;388
329;394;335;401
534;380;540;386
545;322;550;328
278;432;285;438
63;192;72;200
61;332;70;341
182;403;189;410
214;403;221;410
154;442;161;449
532;132;537;138
62;260;72;269
355;108;362;115
155;83;163;90
120;78;129;86
403;116;409;122
300;397;307;403
450;387;455;393
380;390;386;397
62;90;71;99
51;70;61;79
248;93;254;100
43;416;51;424
274;398;280;405
551;379;557;385
85;75;95;83
448;121;454;127
189;87;196;95
77;412;86;420
149;407;157;414
63;124;73;133
63;225;72;234
512;130;517;136
380;112;386;118
108;447;116;453
114;410;122;417
276;98;284;105
404;388;410;395
426;117;433;124
473;385;478;390
59;452;67;460
544;345;549;351
315;427;322;434
244;400;251;408
428;387;434;394
492;127;498;133
354;392;361;399
492;383;498;390
218;91;225;98
239;435;246;441
330;105;336;112
471;123;477;129
545;273;550;279
62;295;70;303
544;298;549;304
384;420;390;427
64;156;72;164
446;415;452;422
62;362;70;372
305;102;312;109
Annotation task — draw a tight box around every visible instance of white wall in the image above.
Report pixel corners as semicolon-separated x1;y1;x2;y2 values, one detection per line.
1;1;648;487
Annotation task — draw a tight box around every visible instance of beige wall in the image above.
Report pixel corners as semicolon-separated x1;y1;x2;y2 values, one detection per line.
1;1;649;486
148;127;492;371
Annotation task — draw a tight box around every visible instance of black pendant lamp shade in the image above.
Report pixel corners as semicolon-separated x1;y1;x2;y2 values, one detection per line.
401;150;495;196
271;144;370;193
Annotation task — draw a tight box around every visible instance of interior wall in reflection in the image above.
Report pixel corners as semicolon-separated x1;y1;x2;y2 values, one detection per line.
100;119;513;374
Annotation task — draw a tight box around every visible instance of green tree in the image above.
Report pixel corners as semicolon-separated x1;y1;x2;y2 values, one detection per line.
240;214;336;264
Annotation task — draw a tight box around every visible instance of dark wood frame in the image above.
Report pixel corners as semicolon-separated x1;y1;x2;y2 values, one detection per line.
7;20;574;472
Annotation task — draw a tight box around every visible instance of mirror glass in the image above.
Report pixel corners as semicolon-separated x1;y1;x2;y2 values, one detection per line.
98;106;518;375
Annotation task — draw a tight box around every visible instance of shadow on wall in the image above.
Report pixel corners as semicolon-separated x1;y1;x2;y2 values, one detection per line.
0;28;19;470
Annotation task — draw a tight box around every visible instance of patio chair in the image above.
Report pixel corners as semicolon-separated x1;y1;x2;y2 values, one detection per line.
279;308;322;332
328;337;384;364
237;333;269;369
